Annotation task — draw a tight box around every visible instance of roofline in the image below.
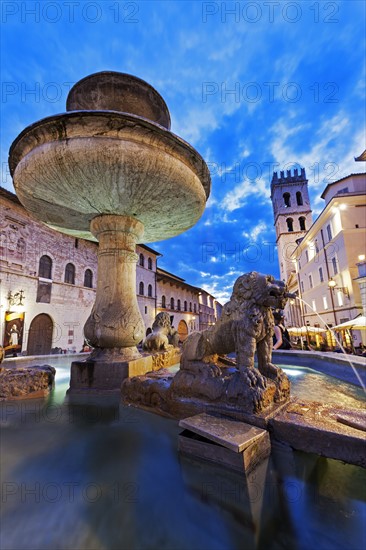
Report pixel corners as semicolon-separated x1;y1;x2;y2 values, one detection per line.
0;186;22;205
139;243;162;257
320;172;366;199
355;150;366;162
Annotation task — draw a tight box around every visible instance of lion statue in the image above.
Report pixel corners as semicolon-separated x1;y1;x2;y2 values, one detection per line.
173;272;291;410
143;312;180;352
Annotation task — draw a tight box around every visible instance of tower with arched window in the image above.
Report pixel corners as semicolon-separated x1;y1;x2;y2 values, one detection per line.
271;167;312;282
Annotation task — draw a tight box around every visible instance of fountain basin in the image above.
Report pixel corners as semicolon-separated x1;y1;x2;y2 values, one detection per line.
9;111;210;242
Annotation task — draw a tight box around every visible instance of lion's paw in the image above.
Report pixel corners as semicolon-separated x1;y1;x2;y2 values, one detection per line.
259;363;283;381
240;367;267;389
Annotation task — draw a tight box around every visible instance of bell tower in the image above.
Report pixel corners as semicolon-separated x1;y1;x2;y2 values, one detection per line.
271;167;312;282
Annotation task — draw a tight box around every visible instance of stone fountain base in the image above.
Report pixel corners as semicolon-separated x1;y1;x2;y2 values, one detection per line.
121;368;366;469
121;365;290;428
69;346;181;394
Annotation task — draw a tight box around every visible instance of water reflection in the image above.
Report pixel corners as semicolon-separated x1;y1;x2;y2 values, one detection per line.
0;360;365;549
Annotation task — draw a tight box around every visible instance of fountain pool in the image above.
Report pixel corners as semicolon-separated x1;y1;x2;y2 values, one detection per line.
0;357;365;550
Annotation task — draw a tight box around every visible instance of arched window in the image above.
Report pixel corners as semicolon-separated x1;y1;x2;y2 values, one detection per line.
189;302;192;312
194;303;197;313
184;300;187;311
139;253;145;267
84;269;93;288
177;299;181;311
65;263;75;284
296;191;303;206
139;282;144;295
170;297;175;310
148;284;153;297
148;257;152;270
286;218;294;232
283;193;291;207
162;295;166;308
299;216;306;230
39;255;52;279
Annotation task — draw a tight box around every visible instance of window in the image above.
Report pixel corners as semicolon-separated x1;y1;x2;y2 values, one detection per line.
145;306;147;314
300;280;304;293
296;191;303;206
189;302;192;312
139;282;144;295
283;192;291;207
148;257;152;270
286;218;294;232
299;216;306;231
332;257;338;275
170;297;175;310
39;255;52;279
139;253;145;267
184;300;187;311
312;300;316;311
326;224;332;241
162;295;166;308
194;303;197;313
323;296;328;310
305;250;309;263
148;284;152;297
65;263;75;284
337;290;344;307
84;269;93;288
315;239;319;253
319;267;324;283
177;299;181;310
309;274;313;289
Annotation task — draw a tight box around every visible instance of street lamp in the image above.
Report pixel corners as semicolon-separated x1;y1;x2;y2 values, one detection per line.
328;278;350;299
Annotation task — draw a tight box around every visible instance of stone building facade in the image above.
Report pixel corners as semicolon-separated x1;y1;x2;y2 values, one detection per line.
155;268;221;340
273;172;366;347
1;189;221;356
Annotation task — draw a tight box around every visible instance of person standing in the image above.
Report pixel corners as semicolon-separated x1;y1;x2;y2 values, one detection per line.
273;312;291;350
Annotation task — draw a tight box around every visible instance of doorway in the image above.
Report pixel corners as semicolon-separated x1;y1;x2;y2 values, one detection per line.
27;314;53;355
177;320;188;342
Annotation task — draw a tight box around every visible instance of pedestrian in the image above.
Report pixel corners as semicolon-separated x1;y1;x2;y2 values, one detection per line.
273;312;292;350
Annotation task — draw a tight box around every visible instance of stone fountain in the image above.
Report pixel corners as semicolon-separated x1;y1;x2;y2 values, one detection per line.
9;71;210;390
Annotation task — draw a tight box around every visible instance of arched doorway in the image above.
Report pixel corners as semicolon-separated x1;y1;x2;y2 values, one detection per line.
177;320;188;342
27;314;53;356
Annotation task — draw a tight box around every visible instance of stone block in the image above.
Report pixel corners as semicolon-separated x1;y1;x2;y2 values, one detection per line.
0;365;55;400
178;413;271;473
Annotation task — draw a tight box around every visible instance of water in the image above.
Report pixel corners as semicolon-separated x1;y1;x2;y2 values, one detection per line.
1;359;365;550
295;296;366;391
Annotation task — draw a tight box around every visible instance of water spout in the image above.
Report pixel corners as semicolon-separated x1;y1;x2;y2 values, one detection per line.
294;296;365;392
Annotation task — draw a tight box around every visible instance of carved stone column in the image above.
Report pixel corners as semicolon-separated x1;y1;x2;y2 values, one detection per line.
84;214;145;361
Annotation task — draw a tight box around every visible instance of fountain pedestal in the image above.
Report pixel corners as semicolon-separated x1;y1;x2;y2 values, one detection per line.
84;215;145;360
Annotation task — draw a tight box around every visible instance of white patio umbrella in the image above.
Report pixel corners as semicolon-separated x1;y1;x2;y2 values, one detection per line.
287;326;326;336
332;316;366;331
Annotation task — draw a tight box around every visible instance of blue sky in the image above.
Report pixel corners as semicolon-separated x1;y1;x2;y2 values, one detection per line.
1;0;365;303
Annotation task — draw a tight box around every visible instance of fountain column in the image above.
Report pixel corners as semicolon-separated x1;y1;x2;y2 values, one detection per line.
84;215;145;360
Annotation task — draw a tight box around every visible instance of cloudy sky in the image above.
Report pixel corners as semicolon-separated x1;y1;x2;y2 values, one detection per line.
1;0;365;303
